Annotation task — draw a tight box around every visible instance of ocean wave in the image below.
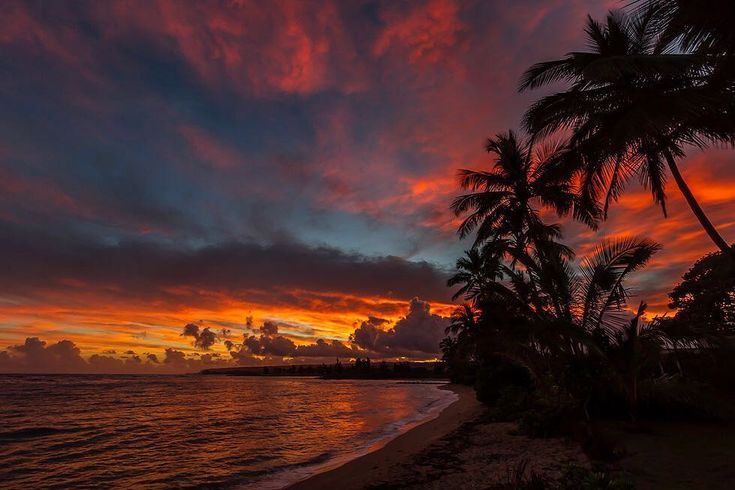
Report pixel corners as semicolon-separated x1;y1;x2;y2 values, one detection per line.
0;376;455;489
0;426;76;441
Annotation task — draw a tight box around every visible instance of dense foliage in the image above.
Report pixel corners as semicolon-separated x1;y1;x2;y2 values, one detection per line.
668;251;735;335
521;4;735;256
442;1;735;435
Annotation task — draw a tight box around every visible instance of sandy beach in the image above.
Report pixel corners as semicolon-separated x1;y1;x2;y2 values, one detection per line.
290;384;586;489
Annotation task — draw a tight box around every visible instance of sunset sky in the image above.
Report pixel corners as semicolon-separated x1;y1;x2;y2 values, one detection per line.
1;0;733;372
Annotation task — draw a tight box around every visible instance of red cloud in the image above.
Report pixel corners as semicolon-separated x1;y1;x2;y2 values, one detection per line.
1;0;734;363
145;0;367;96
373;0;466;64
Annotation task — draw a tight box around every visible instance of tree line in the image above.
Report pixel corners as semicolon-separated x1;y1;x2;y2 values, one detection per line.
442;0;735;434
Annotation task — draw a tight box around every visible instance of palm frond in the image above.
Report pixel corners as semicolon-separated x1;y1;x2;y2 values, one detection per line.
578;236;662;332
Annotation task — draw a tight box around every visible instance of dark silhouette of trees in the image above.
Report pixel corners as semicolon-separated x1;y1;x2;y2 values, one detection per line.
445;125;665;418
520;7;735;257
636;1;735;71
451;130;597;252
442;0;735;432
667;250;735;335
447;245;505;302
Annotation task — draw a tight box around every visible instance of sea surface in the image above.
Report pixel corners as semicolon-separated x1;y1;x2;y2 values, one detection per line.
0;375;456;489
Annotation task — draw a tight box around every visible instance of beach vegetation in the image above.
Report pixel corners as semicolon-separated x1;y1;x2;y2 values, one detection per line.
440;2;735;485
497;460;634;489
520;5;735;257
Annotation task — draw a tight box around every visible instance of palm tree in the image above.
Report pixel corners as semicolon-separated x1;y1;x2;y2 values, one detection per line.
447;241;507;302
446;304;480;338
469;236;662;397
450;130;596;319
451;130;598;253
574;237;662;333
635;1;735;63
606;301;668;419
520;8;735;256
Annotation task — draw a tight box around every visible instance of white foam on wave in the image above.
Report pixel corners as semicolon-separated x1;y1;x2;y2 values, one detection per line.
243;383;458;490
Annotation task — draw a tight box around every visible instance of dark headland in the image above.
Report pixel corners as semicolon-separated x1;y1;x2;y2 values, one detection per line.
200;359;449;380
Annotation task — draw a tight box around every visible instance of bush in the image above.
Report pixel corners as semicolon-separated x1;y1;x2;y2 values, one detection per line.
557;465;634;490
637;379;729;421
475;357;533;404
578;425;626;462
497;459;551;490
491;385;534;420
493;462;634;489
517;400;578;438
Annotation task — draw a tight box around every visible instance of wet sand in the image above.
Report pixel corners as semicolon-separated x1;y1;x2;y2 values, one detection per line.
290;384;586;489
289;384;482;490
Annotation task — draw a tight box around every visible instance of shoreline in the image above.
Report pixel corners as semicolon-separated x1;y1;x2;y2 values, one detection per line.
288;383;483;490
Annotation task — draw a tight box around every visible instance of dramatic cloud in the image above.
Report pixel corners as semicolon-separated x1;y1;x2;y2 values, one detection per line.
230;298;449;363
0;297;449;372
234;314;359;360
0;0;732;365
237;330;358;361
0;338;87;374
259;321;279;337
0;338;162;374
351;298;449;357
181;323;218;350
0;223;451;308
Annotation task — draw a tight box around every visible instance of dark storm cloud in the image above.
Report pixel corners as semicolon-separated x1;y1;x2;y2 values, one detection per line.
236;323;359;360
0;337;162;374
181;323;218;350
0;223;451;307
0;338;87;374
350;298;449;356
228;298;449;363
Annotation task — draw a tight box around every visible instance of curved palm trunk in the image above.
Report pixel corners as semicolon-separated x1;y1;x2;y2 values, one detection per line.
665;154;734;257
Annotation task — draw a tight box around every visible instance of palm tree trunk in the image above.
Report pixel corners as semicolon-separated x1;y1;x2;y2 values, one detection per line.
665;154;734;257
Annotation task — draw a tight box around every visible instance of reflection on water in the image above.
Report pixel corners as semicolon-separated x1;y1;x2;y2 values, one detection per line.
0;375;454;489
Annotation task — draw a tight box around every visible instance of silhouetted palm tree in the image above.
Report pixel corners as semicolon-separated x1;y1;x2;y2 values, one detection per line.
636;0;735;64
468;236;662;392
574;237;662;333
446;304;479;337
447;241;507;302
520;8;735;256
607;301;668;419
451;130;597;253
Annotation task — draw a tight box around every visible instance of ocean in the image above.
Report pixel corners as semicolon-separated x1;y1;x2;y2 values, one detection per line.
0;375;456;489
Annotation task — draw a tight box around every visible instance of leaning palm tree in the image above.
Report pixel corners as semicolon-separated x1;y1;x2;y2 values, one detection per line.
635;0;735;62
520;8;735;256
451;130;598;253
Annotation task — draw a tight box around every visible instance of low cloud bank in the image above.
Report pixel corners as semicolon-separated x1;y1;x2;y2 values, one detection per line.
225;298;448;362
0;338;235;374
0;298;449;373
